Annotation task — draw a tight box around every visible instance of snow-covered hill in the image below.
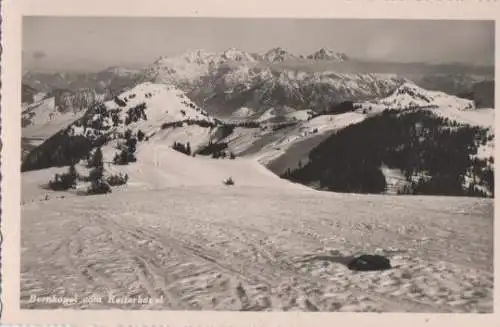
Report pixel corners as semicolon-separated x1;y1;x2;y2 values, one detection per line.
379;82;475;111
80;82;214;134
21;82;219;172
359;82;494;131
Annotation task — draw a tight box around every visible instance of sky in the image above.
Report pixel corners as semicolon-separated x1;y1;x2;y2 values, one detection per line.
22;17;495;72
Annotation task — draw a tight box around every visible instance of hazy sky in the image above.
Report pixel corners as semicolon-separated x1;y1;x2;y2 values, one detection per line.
23;17;494;72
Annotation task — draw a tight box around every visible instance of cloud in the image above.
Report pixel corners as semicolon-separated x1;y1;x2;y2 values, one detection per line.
32;50;47;60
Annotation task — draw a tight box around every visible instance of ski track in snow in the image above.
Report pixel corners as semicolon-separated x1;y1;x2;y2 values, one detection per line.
21;184;493;312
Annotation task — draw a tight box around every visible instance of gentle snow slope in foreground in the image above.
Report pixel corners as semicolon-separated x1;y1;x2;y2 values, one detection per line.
21;141;493;312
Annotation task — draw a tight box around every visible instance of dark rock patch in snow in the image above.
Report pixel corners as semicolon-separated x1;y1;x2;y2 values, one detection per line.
347;254;392;271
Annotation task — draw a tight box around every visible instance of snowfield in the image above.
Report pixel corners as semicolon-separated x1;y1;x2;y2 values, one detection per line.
21;142;493;313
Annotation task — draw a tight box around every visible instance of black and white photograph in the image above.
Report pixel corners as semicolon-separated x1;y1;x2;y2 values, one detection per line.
19;16;494;313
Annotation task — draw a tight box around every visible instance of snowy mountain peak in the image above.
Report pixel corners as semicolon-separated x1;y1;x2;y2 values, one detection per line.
308;48;349;61
264;47;297;63
221;48;257;62
178;49;218;64
152;50;216;66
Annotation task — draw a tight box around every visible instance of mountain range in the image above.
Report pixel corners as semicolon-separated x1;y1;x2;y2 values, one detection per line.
21;47;495;197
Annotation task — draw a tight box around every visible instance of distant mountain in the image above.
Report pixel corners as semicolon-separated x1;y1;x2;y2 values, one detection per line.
307;48;349;61
458;80;495;109
22;87;108;162
263;47;298;63
139;48;494;119
412;73;492;102
23;67;142;96
199;69;405;117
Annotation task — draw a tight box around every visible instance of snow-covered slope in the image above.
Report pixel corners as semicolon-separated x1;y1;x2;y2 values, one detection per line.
255;112;368;171
22;97;84;141
110;142;306;190
21;164;493;312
